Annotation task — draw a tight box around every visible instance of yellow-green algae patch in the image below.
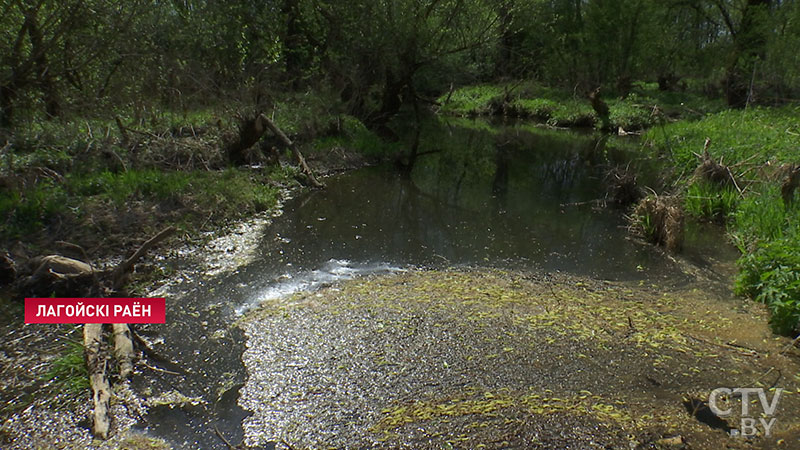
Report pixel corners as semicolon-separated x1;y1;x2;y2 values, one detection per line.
240;268;800;449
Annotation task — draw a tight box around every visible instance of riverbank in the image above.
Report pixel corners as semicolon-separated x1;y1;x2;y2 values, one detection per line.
1;103;797;448
642;106;800;334
439;81;800;333
437;81;726;131
0;108;386;449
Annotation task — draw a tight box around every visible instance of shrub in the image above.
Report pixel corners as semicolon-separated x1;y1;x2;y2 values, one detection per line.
736;235;800;334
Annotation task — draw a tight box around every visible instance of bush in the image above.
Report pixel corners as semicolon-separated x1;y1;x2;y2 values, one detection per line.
736;235;800;334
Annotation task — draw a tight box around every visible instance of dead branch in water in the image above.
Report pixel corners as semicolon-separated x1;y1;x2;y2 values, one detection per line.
111;226;175;290
256;113;325;188
84;324;111;439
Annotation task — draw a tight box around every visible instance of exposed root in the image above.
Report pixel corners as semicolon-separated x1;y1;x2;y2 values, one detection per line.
605;166;641;207
692;138;739;190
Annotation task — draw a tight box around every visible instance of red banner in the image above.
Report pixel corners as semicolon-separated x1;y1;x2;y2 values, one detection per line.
24;298;166;324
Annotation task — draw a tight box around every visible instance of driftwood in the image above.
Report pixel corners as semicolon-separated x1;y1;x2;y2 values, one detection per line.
17;227;175;297
84;324;111;439
8;228;175;439
112;323;134;379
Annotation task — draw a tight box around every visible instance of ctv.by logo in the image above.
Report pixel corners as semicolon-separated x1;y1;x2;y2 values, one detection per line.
709;387;784;437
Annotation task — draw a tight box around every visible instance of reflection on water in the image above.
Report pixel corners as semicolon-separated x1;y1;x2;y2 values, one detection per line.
143;119;736;449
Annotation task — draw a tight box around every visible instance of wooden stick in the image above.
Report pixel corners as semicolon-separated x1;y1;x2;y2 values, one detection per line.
111;227;175;289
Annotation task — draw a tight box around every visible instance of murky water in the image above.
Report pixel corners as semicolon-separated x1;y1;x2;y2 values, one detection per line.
141;119;738;449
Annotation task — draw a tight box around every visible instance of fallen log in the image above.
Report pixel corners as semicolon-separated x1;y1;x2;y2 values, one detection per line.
256;113;324;188
14;228;176;439
18;227;175;297
112;323;134;379
84;324;111;439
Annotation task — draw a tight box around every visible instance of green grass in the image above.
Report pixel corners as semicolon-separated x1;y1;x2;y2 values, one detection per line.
438;83;506;116
312;114;399;157
684;181;739;223
735;231;800;334
69;169;191;204
0;167;286;241
439;81;724;131
0;180;69;239
644;106;800;180
649;106;800;334
45;340;90;393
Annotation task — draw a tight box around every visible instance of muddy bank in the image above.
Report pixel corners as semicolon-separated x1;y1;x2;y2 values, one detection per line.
0;145;377;449
240;269;800;449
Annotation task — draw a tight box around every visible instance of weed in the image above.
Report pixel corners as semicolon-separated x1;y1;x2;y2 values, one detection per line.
684;181;738;223
44;341;90;393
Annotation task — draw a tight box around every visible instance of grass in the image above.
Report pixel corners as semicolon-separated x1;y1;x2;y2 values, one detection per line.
0;167;286;241
0;99;390;246
44;340;90;393
684;181;739;223
312;114;400;157
644;106;800;179
646;106;800;334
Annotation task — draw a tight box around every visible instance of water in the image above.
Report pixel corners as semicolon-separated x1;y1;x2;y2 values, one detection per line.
142;119;737;448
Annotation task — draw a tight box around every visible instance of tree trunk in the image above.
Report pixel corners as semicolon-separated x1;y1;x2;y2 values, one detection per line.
725;0;771;108
26;11;60;118
0;84;15;128
283;0;304;89
369;70;407;127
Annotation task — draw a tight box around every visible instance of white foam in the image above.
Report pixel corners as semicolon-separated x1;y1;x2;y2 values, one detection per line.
234;259;403;315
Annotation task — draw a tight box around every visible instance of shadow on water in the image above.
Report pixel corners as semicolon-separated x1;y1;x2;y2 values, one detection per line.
142;118;737;448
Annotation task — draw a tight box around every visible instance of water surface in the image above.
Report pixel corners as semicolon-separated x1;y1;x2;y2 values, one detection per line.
143;119;737;448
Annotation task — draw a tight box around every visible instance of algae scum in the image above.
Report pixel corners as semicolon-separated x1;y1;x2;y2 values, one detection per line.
240;270;800;448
